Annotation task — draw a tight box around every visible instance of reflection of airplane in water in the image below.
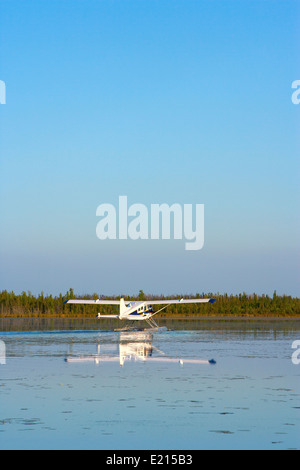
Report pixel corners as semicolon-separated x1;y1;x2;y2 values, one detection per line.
65;332;216;367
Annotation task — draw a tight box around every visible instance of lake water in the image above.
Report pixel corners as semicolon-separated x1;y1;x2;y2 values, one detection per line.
0;318;299;450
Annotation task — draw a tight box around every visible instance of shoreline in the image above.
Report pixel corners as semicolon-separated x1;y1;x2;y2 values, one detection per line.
1;314;300;320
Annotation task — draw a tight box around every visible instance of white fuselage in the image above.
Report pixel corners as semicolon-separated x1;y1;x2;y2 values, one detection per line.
120;302;154;321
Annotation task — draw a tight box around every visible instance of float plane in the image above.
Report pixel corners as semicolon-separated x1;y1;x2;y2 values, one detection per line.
64;296;216;330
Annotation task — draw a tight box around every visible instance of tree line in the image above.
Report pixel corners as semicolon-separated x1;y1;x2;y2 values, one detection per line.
0;289;299;317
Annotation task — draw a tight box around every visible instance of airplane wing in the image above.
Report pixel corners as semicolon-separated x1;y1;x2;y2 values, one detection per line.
64;298;216;305
145;298;216;305
64;299;123;305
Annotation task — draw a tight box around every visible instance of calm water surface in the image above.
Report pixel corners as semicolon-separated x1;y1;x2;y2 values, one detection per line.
0;318;299;450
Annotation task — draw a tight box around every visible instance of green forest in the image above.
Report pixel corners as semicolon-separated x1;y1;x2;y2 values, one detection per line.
0;289;299;317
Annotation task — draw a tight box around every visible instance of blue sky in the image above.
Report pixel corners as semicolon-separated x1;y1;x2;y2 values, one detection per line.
0;0;299;297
